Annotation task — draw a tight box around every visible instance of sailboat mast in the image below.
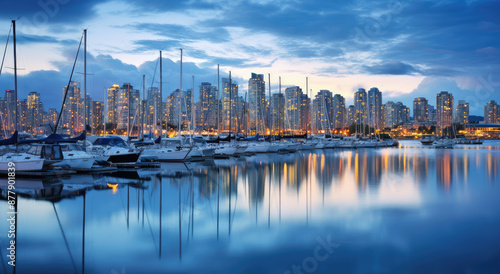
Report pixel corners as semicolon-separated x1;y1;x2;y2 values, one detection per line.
160;50;163;139
278;76;281;136
127;83;130;139
268;73;271;136
12;20;18;134
84;29;87;134
179;48;182;138
191;75;194;141
229;71;232;136
142;74;145;139
217;64;220;136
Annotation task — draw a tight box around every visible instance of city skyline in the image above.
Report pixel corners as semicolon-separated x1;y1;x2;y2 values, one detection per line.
0;0;499;116
3;75;500;137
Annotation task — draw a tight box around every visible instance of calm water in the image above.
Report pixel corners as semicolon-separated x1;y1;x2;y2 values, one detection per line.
1;141;500;274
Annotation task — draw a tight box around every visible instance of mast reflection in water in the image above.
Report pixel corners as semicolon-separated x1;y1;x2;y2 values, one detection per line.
1;141;500;273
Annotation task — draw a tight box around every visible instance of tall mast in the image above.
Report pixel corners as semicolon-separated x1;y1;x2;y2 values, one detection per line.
217;64;220;136
160;50;163;139
12;20;18;134
84;29;87;134
229;71;232;136
179;48;182;138
278;76;281;136
142;74;145;139
127;83;130;140
191;75;194;142
104;87;107;136
268;73;271;136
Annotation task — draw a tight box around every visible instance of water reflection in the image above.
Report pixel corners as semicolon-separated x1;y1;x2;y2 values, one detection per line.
1;143;500;273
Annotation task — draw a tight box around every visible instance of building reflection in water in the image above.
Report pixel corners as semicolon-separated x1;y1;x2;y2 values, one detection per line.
2;146;500;271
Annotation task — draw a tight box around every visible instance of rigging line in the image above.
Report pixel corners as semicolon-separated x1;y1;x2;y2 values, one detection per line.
0;24;11;77
52;203;79;274
54;32;84;134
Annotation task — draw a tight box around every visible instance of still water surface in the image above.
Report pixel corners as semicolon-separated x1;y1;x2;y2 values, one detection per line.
1;141;500;273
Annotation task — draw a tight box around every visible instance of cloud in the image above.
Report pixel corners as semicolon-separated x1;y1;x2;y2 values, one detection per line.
1;0;104;25
363;61;421;75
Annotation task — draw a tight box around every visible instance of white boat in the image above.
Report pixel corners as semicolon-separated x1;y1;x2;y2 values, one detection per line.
432;139;455;148
140;147;191;162
245;142;270;154
421;135;436;145
53;143;97;170
89;136;141;163
0;144;64;171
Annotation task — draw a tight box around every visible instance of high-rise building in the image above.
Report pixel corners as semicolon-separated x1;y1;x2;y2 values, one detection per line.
83;94;91;129
346;105;355;127
436;91;454;131
332;94;345;129
284;86;302;134
199;82;218;132
27;91;43;134
312;90;333;133
354;88;368;125
383;101;409;128
48;108;58;126
91;101;103;134
116;83;140;133
413;97;429;122
428;105;436;123
146;87;161;129
62;81;82;133
367;87;383;129
4;90;16;133
19;99;28;132
484;100;499;124
454;100;469;124
107;84;120;125
300;93;310;133
221;78;238;133
270;93;284;134
248;73;266;135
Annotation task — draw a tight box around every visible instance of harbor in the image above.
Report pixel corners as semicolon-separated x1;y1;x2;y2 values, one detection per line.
1;141;500;273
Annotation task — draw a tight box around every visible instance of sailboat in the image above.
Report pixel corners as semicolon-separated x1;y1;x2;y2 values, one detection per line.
0;20;64;171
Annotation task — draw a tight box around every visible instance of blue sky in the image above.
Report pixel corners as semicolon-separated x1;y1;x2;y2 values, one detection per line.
0;0;499;115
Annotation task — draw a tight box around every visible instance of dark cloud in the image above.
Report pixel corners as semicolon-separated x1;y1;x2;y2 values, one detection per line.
0;0;104;25
363;61;421;75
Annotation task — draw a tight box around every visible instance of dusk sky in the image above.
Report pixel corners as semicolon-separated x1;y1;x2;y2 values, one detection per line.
0;0;499;115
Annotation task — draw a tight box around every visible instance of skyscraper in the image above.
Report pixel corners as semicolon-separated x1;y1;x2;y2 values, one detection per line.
199;82;218;132
354;88;368;125
484;100;499;124
146;87;161;129
413;97;429;122
91;101;103;134
248;73;266;135
454;100;469;124
346;105;355;127
221;78;238;133
270;93;284;134
4;90;16;133
332;94;346;129
368;87;383;129
313;90;333;133
436;91;454;131
300;93;310;133
116;83;140;133
284;86;302;134
62;81;82;133
27;91;43;134
428;105;436;123
107;84;120;125
383;101;409;128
